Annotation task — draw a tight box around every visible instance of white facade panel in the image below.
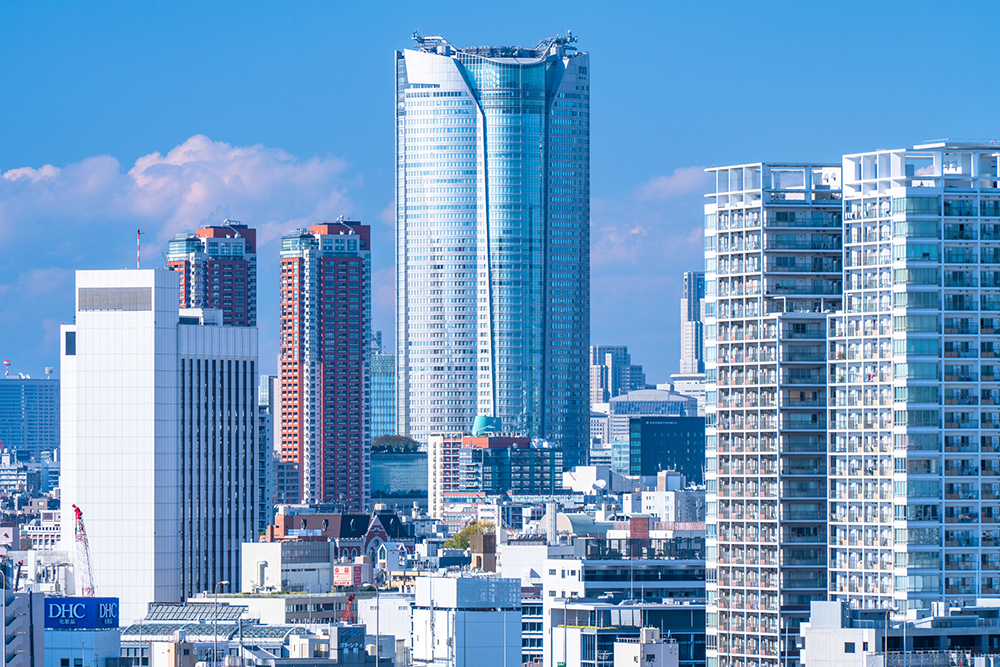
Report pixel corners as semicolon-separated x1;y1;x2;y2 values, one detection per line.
61;270;256;623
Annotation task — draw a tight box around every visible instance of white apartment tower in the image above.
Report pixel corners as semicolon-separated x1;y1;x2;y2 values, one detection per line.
828;143;1000;612
704;164;843;667
60;270;257;622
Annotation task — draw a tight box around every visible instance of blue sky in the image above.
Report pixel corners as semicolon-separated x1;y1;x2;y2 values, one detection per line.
3;1;1000;380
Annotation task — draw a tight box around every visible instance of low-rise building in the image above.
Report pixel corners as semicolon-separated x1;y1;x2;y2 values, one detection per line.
800;600;1000;667
261;507;413;561
614;628;679;667
21;509;60;550
547;601;702;667
43;596;120;667
411;577;521;667
4;589;44;667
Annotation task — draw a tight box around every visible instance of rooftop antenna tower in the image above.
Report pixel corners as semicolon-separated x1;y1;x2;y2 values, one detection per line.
137;228;145;270
72;504;96;597
223;218;242;238
3;360;9;377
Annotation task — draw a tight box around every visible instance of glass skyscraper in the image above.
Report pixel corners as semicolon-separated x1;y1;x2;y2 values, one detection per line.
395;33;590;465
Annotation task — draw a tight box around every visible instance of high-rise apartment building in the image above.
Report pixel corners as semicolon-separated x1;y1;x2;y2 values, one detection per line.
166;220;257;327
371;352;396;440
828;142;1000;612
279;221;371;510
428;433;463;519
395;34;590;465
704;163;843;667
681;271;707;374
60;269;257;622
590;345;647;405
0;375;58;461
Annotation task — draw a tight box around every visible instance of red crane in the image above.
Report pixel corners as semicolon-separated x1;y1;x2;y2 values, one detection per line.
341;593;356;622
72;504;96;597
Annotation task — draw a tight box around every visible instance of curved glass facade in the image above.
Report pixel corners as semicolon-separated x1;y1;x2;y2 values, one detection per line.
395;35;589;464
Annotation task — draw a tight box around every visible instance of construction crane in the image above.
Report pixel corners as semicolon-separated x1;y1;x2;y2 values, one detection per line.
72;504;96;597
12;561;23;591
341;593;356;622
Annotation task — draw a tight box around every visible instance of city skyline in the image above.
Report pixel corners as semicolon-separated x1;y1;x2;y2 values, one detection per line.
7;4;1000;384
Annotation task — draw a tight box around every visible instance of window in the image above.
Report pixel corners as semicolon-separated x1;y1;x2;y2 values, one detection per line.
65;331;76;356
61;661;69;667
845;643;856;654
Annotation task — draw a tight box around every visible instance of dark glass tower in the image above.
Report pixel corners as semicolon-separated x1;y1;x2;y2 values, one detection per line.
395;34;590;466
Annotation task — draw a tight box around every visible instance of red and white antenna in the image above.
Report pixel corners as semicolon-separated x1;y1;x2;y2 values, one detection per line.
72;504;96;597
137;228;145;269
3;360;10;377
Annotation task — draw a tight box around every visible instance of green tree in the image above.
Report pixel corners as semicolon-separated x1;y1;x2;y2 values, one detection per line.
371;434;420;453
442;520;495;550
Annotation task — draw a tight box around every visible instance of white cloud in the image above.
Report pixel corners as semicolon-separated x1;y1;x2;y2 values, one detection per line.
635;165;711;201
0;135;360;376
0;134;353;250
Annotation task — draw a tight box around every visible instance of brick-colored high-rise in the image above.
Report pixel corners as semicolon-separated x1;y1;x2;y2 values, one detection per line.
166;220;257;327
279;220;371;510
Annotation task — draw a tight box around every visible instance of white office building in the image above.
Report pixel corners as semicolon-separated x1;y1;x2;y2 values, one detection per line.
828;142;1000;612
704;163;843;667
60;269;257;622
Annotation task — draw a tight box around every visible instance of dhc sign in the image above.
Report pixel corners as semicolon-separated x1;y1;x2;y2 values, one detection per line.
44;597;120;629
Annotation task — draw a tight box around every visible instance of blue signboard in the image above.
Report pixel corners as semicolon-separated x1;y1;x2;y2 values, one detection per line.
44;597;119;629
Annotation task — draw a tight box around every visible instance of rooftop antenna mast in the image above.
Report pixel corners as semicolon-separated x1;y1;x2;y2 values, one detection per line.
137;228;145;270
335;215;356;234
223;218;242;238
3;360;9;377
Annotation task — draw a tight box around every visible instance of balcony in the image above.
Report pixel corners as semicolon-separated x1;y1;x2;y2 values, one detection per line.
764;239;842;251
781;352;826;362
780;374;826;386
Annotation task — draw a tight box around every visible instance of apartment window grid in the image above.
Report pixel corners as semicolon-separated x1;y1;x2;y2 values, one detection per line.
829;146;1000;614
705;163;843;667
278;224;372;510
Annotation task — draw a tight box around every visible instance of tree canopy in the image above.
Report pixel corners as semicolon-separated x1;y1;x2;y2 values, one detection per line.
442;520;495;550
371;434;420;453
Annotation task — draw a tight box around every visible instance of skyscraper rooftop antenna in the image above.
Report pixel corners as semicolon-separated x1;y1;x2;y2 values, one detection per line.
223;218;242;238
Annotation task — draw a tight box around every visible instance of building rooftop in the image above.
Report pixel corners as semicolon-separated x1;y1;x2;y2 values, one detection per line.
144;602;248;622
410;31;580;62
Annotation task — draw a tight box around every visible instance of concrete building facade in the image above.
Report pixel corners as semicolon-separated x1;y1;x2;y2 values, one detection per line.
278;221;372;510
60;270;258;622
704;163;844;667
166;221;257;327
828;143;1000;612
